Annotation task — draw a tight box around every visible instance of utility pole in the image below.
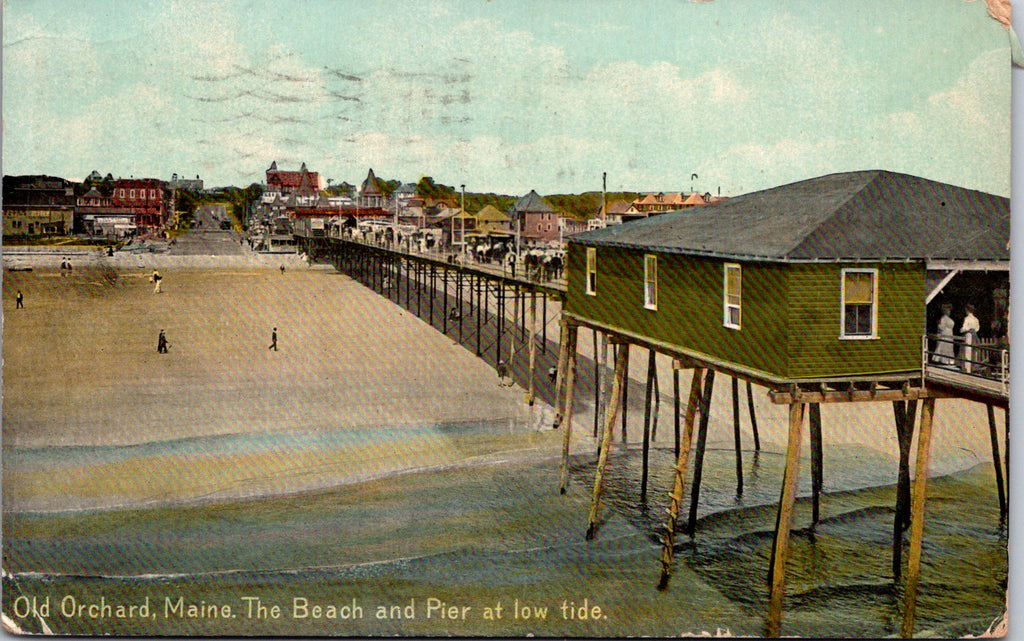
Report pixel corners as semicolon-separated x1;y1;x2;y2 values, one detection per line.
601;172;607;225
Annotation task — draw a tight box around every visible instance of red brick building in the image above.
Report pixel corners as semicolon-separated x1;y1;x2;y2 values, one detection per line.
111;178;167;230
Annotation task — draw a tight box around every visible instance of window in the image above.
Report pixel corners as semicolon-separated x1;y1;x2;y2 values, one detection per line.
841;269;877;338
644;254;658;309
130;189;136;199
586;247;597;295
723;263;741;329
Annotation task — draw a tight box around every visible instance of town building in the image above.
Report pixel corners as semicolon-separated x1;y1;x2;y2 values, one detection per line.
2;175;76;237
76;186;136;238
358;168;388;210
111;178;168;230
263;161;322;205
511;189;559;244
170;173;205;192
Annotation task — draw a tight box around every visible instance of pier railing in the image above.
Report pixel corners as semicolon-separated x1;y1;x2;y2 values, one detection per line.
322;227;567;288
922;334;1009;397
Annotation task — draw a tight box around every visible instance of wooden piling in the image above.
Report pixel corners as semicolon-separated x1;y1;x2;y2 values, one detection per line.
651;359;661;442
765;401;806;638
657;367;704;590
809;402;822;525
747;381;761;451
621;361;630;444
732;376;744;497
552;318;571;428
686;369;716;536
559;325;580;494
986;404;1007;516
476;274;483;357
595;331;609;439
641;348;657;503
586;342;629;540
901;396;936;639
673;365;681;458
527;291;537;406
891;399;914;580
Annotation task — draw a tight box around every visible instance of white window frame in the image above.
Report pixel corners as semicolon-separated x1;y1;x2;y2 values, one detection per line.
723;263;741;330
644;254;658;310
586;247;597;296
840;268;878;339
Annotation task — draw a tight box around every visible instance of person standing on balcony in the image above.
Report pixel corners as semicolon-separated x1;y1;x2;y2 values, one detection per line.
932;304;956;367
960;304;981;373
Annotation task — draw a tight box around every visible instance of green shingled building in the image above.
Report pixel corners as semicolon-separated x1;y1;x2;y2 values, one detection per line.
564;170;1009;384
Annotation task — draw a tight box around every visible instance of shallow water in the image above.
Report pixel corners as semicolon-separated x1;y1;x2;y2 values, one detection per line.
2;425;1007;637
574;442;1008;637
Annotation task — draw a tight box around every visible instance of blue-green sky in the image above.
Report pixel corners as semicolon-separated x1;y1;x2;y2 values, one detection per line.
2;0;1014;195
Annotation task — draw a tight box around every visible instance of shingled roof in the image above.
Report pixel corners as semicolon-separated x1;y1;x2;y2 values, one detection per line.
512;189;554;214
571;170;1009;262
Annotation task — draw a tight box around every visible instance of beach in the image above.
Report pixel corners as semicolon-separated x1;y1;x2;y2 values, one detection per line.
1;253;1008;636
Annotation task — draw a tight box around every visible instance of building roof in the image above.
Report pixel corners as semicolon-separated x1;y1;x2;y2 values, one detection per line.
361;168;385;196
512;189;554;214
266;161;320;192
476;204;510;222
570;170;1009;263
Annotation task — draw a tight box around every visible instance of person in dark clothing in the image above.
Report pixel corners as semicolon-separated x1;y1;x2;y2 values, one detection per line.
157;329;169;354
268;327;278;351
16;290;24;309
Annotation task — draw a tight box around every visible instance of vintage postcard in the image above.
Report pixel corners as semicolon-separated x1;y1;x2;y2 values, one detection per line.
1;0;1015;637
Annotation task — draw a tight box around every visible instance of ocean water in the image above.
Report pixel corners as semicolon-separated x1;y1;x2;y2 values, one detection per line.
2;423;1007;637
573;442;1008;637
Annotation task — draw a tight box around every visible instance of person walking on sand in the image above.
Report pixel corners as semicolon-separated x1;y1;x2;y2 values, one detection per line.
152;270;163;294
268;327;278;351
497;359;509;386
15;290;24;309
280;264;286;274
157;329;169;354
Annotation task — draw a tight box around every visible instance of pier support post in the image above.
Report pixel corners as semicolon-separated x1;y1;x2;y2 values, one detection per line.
987;404;1007;516
747;381;761;452
586;342;629;540
651;359;661;442
542;294;548;354
527;291;537;406
641;348;657;503
621;362;630;444
732;376;744;497
476;275;483;357
891;399;915;580
765;401;806;638
658;367;704;590
442;267;449;334
686;369;716;536
552;318;571;428
809;402;822;525
673;364;681;458
901;396;936;638
594;331;608;438
559;324;580;494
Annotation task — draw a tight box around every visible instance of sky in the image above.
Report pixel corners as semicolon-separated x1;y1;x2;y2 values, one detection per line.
1;0;1015;196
